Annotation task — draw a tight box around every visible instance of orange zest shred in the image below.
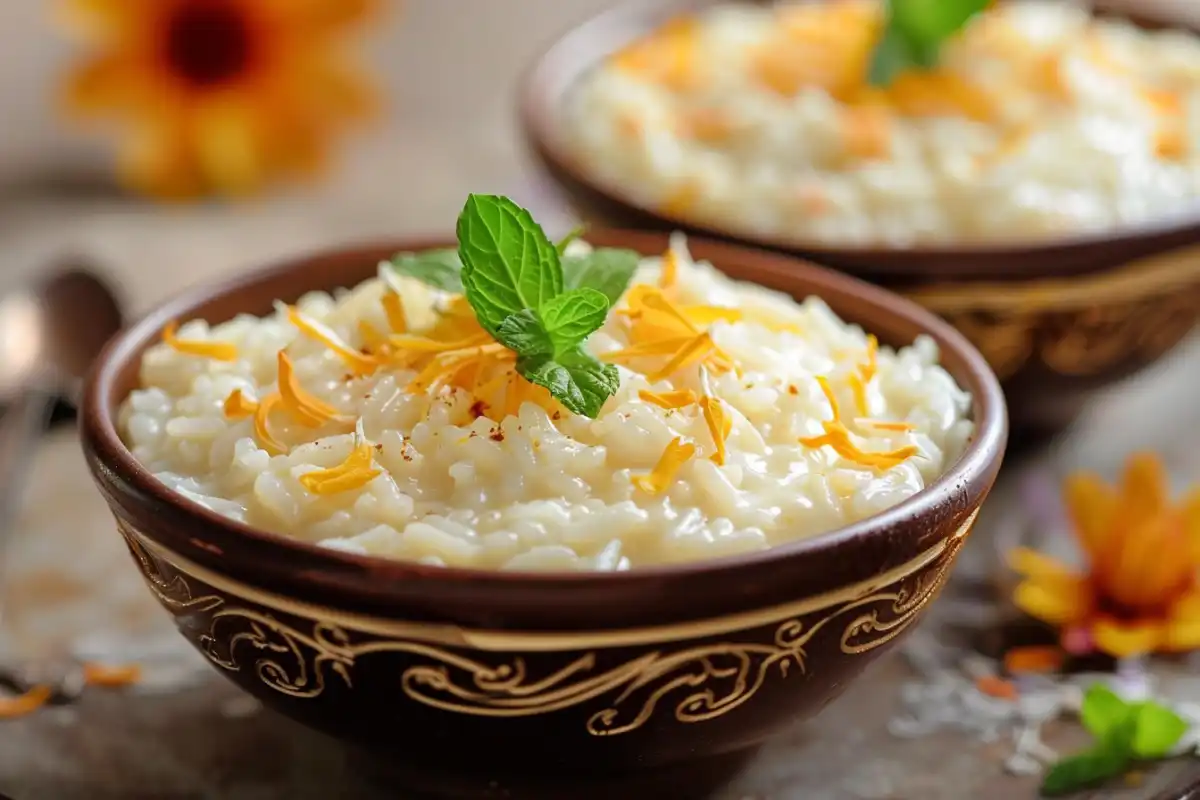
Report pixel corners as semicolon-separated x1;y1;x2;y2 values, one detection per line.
162;320;238;362
253;392;287;455
648;332;716;382
0;685;52;719
299;437;382;495
223;389;258;420
638;389;698;410
604;337;697;363
82;662;143;687
848;372;869;417
633;437;696;495
860;335;878;382
800;375;917;471
382;290;408;334
358;320;390;356
854;418;916;433
700;395;733;465
975;675;1019;701
1003;646;1064;675
284;305;379;377
277;351;345;428
660;247;679;290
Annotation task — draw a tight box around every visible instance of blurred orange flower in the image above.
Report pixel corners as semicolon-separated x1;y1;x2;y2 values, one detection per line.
1010;453;1200;659
60;0;381;199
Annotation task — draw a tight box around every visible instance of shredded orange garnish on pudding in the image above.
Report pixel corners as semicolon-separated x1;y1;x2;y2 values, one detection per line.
223;389;258;420
382;290;408;333
848;334;878;416
638;389;698;409
299;437;382;495
82;662;143;687
660;247;679;289
854;418;916;433
633;437;696;495
606;285;738;379
277;351;345;428
800;376;917;471
253;392;287;455
162;321;238;362
700;395;733;465
357;320;390;356
0;685;52;719
283;305;379;377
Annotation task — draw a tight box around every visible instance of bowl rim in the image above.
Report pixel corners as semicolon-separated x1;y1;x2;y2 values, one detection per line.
81;229;1007;592
517;0;1200;278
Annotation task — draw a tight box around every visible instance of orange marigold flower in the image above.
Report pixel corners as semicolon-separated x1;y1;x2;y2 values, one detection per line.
60;0;382;199
1009;452;1200;659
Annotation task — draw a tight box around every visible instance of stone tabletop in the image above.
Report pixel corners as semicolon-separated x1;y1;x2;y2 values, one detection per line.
2;1;1200;797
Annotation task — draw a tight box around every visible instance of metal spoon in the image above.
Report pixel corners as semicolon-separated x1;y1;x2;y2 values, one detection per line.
0;265;123;695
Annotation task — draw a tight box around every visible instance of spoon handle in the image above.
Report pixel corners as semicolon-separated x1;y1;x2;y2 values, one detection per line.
0;386;56;570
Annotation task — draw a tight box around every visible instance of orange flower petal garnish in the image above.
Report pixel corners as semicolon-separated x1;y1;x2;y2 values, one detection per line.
82;662;143;687
848;372;869;417
162;320;238;362
223;388;258;420
800;375;916;470
603;337;697;363
638;389;698;410
253;392;287;455
357;320;390;355
277;350;344;428
633;437;696;495
382;289;408;333
299;438;381;495
0;685;52;719
700;395;732;465
284;305;379;377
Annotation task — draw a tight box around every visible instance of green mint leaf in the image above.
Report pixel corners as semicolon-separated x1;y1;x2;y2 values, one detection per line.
516;348;619;418
869;0;987;87
495;310;554;357
1081;684;1133;740
541;288;610;352
388;249;463;294
556;224;587;256
1041;748;1129;797
456;194;563;336
1131;701;1189;759
563;248;641;307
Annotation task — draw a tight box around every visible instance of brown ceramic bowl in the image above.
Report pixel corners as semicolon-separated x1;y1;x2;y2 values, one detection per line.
81;233;1006;798
518;0;1200;437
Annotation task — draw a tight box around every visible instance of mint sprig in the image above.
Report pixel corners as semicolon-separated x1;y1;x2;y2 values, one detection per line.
1041;684;1190;797
868;0;990;87
388;195;639;418
388;248;463;294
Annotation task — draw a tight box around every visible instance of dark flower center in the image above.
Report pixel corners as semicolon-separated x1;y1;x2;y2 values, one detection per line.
163;1;254;88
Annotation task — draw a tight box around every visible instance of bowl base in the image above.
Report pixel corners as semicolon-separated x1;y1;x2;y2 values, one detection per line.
350;745;759;800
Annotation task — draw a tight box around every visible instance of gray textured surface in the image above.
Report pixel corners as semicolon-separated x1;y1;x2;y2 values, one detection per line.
1;1;1200;796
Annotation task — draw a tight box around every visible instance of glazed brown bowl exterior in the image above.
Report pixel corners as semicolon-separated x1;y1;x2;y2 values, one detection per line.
518;0;1200;436
81;233;1006;797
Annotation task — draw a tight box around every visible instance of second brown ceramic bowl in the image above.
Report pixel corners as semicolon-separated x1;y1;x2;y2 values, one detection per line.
81;233;1006;798
518;0;1200;437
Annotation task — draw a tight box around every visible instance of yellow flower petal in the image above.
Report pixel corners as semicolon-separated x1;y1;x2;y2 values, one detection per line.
633;437;696;495
162;320;238;362
1091;617;1166;659
647;332;714;382
1102;514;1192;611
298;440;381;495
1063;472;1118;567
1164;588;1200;652
1120;452;1170;523
659;247;678;290
1007;547;1079;583
1012;576;1091;627
193;97;265;196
